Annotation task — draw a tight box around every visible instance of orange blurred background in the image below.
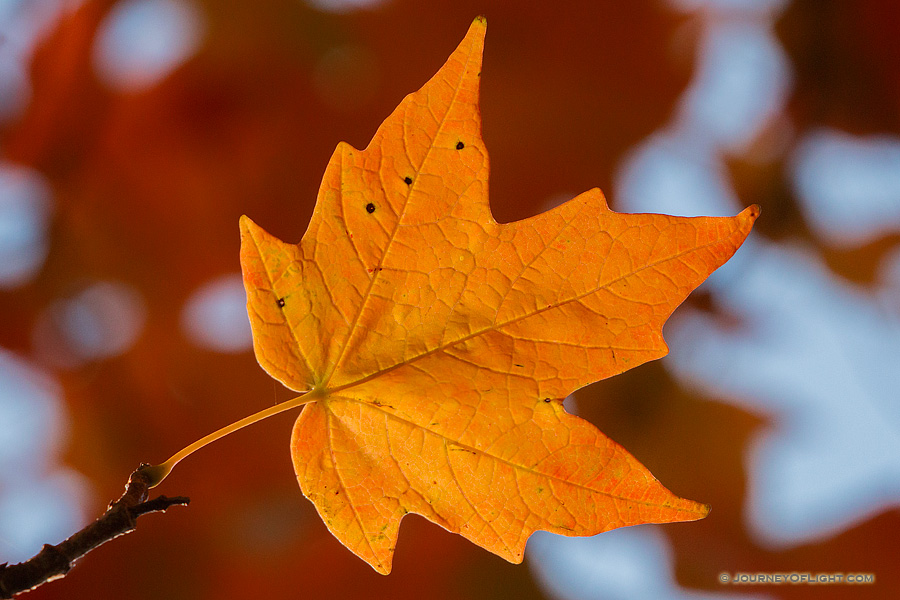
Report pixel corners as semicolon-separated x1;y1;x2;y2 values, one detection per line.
1;1;899;599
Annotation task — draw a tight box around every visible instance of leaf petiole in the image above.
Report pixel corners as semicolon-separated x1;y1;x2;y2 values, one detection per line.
140;388;322;488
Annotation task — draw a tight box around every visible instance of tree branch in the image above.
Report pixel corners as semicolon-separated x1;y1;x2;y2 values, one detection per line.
0;465;189;598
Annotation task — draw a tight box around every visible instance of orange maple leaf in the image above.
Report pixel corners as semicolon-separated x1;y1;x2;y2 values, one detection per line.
237;17;757;574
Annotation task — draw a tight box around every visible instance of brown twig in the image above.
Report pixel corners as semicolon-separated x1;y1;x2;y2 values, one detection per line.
0;465;189;598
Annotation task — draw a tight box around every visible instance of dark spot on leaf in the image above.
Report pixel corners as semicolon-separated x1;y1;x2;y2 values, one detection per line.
277;298;285;308
456;141;465;150
543;398;551;403
366;203;376;213
404;176;412;185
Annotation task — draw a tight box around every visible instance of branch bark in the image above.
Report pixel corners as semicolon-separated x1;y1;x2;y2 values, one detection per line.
0;466;189;598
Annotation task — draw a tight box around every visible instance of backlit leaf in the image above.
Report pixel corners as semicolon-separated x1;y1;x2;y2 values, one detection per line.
240;17;757;574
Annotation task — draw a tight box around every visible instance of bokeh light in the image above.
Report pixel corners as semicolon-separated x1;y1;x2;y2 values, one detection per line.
0;349;88;563
32;281;147;369
0;162;53;288
791;129;900;246
181;273;253;353
304;0;390;14
528;526;769;600
92;0;205;92
0;0;79;121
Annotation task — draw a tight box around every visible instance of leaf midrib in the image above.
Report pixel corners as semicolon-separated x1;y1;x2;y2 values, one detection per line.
329;227;739;398
322;45;476;387
328;394;704;515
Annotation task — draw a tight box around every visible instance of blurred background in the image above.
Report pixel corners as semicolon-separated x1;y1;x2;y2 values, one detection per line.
1;0;898;598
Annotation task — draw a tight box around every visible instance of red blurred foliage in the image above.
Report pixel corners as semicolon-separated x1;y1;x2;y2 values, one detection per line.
1;1;898;599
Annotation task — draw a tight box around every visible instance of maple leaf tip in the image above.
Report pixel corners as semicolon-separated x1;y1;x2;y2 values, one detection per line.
366;552;392;575
238;214;263;241
465;15;486;44
742;204;761;223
